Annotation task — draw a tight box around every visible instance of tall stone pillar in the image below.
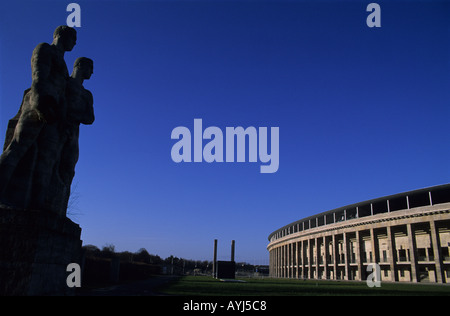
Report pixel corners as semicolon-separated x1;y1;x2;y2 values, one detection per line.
332;234;338;280
301;240;306;279
276;247;280;278
323;236;329;280
308;239;313;279
355;230;363;281
283;244;287;278
269;249;272;277
276;246;280;278
288;243;292;278
343;232;349;280
387;226;397;282
279;245;282;278
407;224;418;282
429;221;444;283
272;247;276;277
284;244;288;278
272;248;276;278
370;228;379;264
295;242;299;279
213;239;217;278
291;242;295;278
230;240;235;262
315;237;319;279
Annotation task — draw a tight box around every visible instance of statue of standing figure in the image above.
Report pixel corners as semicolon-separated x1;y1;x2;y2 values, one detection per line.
54;57;95;213
0;26;94;216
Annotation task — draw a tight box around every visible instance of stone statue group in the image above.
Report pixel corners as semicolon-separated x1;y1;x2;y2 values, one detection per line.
0;26;94;216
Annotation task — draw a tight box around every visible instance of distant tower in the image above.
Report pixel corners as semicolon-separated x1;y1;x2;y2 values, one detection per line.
213;239;218;278
231;240;235;262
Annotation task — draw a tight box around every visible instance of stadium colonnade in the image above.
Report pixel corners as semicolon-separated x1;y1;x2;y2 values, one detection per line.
267;184;450;283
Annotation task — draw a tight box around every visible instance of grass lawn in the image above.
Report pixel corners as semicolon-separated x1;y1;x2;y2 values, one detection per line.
159;276;450;296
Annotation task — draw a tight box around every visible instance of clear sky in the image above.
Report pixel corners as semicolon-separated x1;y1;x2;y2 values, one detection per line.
0;0;449;264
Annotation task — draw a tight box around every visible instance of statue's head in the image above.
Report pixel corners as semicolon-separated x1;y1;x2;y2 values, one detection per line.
53;25;77;51
73;57;93;80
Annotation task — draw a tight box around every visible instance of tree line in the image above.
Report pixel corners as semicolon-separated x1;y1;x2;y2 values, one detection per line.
82;244;266;275
83;244;213;274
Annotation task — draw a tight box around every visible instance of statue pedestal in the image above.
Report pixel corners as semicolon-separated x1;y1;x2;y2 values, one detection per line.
0;206;82;295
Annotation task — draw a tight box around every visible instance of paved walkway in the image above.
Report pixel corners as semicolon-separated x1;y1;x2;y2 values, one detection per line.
77;275;180;296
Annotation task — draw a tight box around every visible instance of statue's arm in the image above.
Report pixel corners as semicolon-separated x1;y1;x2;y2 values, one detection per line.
29;43;58;122
30;43;53;97
81;90;95;125
69;90;94;125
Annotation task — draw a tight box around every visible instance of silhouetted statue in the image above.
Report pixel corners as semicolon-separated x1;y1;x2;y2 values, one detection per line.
51;57;95;212
0;25;93;216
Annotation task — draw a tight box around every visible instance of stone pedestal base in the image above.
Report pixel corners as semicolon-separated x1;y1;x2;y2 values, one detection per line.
0;206;82;295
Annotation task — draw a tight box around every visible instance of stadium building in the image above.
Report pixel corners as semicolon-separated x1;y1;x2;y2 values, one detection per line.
267;184;450;283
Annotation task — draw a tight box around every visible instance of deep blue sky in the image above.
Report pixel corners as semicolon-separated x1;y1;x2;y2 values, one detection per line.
0;0;449;263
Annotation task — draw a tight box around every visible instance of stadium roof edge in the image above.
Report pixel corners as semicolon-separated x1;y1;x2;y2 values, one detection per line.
267;183;450;241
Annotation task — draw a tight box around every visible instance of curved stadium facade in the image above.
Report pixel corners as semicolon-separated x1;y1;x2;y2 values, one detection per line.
267;184;450;283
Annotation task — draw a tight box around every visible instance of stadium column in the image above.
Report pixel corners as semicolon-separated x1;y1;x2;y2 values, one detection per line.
298;241;302;279
370;228;379;264
279;246;282;278
387;226;397;281
274;247;277;277
287;243;290;278
308;239;313;279
332;234;338;280
315;237;319;279
285;244;289;278
291;242;295;278
288;243;291;278
271;249;274;277
278;245;281;278
355;230;363;281
277;246;280;278
280;246;283;278
269;249;272;277
295;241;299;279
290;242;293;279
301;240;306;279
279;245;282;278
278;246;281;278
275;247;279;277
429;220;444;283
273;247;276;277
407;223;418;282
274;247;278;277
274;248;277;277
323;236;328;280
285;244;288;278
289;243;293;278
343;232;349;280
